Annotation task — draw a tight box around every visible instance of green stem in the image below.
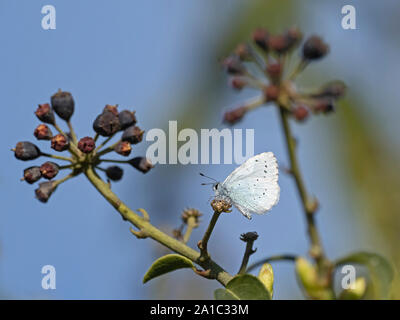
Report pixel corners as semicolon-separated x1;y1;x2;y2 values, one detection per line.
95;140;120;157
67;120;78;144
278;107;327;271
99;159;129;164
199;211;221;261
94;135;115;153
84;165;233;286
41;152;74;162
183;216;196;244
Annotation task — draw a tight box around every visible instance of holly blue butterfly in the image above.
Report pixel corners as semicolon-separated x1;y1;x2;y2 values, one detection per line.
208;152;280;219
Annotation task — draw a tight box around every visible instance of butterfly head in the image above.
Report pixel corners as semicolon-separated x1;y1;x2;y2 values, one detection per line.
212;182;220;192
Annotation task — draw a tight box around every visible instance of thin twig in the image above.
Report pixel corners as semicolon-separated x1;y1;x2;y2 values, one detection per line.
41;152;74;162
199;211;221;261
246;254;298;273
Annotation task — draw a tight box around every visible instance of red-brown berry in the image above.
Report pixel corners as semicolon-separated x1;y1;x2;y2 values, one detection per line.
230;77;247;90
268;34;290;54
93;111;121;137
121;126;144;144
252;28;269;51
293;105;309;122
264;85;280;101
51;90;75;121
222;56;245;75
34;124;53;140
128;157;154;174
266;63;282;79
14;141;41;161
78;136;96;153
105;166;124;181
35;103;55;124
302;36;329;60
114;141;132;156
51;134;69;152
23;166;42;184
40;162;60;180
103;104;119;116
313;99;335;114
223;106;247;125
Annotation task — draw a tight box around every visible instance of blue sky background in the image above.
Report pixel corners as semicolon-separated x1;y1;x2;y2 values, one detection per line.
0;0;399;299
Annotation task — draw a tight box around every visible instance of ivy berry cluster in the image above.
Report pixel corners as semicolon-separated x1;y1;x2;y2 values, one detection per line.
13;90;153;203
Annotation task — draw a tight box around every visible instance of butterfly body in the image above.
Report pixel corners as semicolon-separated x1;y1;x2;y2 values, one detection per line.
213;152;280;219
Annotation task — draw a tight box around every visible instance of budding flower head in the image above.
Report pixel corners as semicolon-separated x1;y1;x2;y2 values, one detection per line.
40;162;59;180
211;199;231;213
302;35;329;60
114;141;131;156
78;136;96;154
181;208;202;224
128;157;154;173
118;110;137;130
35;181;56;203
252;28;269;51
223;106;247;125
106;166;124;181
293;105;309;122
35;103;55;124
93;111;121;136
14;141;41;161
51;90;75;121
222;55;245;75
22;166;42;184
51;134;69;152
34;124;53;140
122;126;144;144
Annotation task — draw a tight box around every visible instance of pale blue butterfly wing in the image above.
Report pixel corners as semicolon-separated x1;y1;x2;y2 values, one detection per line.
215;152;279;219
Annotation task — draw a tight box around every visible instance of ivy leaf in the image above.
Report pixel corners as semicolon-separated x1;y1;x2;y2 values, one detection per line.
143;254;195;283
214;274;271;300
335;252;394;299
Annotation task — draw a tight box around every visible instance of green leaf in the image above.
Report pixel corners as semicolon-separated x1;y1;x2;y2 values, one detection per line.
335;252;394;299
143;254;195;283
214;274;271;300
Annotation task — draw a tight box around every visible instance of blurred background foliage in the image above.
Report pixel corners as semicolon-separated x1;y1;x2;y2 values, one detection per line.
1;0;399;299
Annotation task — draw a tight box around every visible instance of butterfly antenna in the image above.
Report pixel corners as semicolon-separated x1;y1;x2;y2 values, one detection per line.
199;172;217;182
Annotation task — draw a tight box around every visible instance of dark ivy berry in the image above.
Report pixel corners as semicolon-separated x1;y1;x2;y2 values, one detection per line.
23;166;42;184
268;34;290;54
128;157;154;173
35;103;55;124
118;110;137;130
40;162;59;180
51;90;75;121
252;28;269;51
114;141;131;156
285;27;303;49
106;166;124;181
93;111;121;136
302;36;329;60
34;124;53;140
35;181;56;203
78;136;96;153
293;105;309;122
14;141;41;161
121;126;144;144
51;134;69;152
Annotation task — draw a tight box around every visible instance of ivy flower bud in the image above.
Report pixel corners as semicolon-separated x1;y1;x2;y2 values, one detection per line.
105;166;124;181
268;34;290;54
121;126;144;144
181;208;202;224
210;199;231;213
14;141;41;161
223;106;247;125
293;105;309;122
34;124;53;140
93;111;121;136
35;103;55;124
40;161;60;180
22;166;42;184
35;181;56;203
230;77;247;91
51;90;75;121
128;157;154;173
118;110;137;130
114;141;131;156
234;43;251;61
252;28;269;51
264;85;280;102
266;63;282;79
302;36;329;60
77;136;96;154
51;134;69;152
222;56;245;75
285;27;303;49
